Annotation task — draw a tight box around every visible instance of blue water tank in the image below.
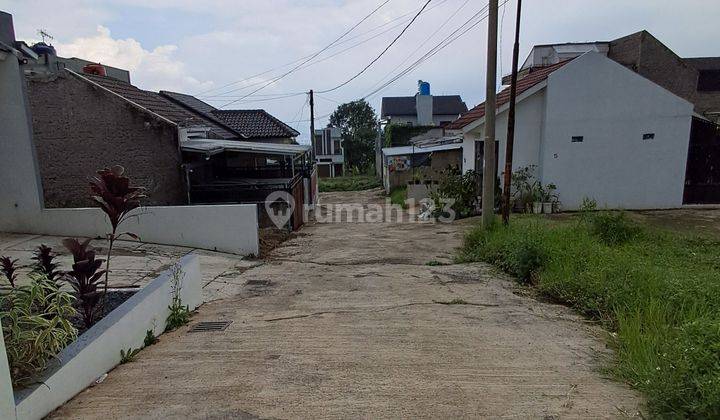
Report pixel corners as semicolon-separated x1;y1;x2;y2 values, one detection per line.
418;80;430;96
31;42;56;56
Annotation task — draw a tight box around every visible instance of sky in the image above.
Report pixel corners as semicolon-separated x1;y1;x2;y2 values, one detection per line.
2;0;718;143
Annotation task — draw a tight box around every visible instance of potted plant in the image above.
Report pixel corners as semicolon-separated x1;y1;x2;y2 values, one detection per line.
532;182;544;214
542;183;557;214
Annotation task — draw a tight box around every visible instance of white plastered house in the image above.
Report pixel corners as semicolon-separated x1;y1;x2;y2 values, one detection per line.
449;52;695;210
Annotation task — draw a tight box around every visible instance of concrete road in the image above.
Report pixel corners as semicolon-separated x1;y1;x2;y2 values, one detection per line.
50;189;643;419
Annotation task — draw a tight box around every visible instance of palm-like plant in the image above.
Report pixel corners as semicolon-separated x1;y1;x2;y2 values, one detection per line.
62;238;106;328
1;256;19;288
89;166;145;308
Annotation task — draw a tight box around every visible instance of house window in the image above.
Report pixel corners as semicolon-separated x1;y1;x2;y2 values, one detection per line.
643;133;655;140
571;136;584;143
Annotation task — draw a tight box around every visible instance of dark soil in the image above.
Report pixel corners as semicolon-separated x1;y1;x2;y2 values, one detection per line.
71;289;137;335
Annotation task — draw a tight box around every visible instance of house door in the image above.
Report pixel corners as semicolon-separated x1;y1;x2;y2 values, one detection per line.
683;118;720;204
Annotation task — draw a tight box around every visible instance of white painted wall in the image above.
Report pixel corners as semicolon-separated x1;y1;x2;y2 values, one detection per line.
13;254;203;420
0;33;259;256
461;52;693;210
541;52;693;210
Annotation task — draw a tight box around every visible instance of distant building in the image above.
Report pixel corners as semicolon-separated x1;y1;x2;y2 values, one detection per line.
380;81;467;127
314;127;344;178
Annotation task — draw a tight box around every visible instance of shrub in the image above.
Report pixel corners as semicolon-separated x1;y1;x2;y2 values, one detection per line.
432;167;480;219
0;275;77;386
319;175;380;192
389;186;407;209
63;238;106;328
590;211;642;245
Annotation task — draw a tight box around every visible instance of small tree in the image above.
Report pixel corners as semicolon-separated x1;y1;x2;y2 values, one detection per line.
89;166;145;309
328;100;378;171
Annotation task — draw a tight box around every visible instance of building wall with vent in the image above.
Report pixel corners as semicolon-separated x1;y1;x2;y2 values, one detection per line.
26;74;187;207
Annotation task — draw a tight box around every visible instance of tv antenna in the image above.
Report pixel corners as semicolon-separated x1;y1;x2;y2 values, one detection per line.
37;29;54;44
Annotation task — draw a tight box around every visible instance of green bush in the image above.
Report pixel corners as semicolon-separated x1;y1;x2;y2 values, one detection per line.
458;215;720;417
589;211;642;245
389;186;407;208
432;167;480;219
319;175;381;192
0;275;77;386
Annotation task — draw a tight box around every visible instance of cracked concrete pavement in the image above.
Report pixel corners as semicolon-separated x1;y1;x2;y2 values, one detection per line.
49;189;644;419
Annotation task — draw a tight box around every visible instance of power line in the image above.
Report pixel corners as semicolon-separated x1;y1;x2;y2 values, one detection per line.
317;0;433;94
217;0;393;109
195;0;450;98
364;0;472;95
361;1;507;101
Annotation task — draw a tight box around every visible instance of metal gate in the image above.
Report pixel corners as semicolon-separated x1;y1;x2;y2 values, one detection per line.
683;117;720;204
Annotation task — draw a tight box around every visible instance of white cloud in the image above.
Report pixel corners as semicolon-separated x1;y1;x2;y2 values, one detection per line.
55;25;213;92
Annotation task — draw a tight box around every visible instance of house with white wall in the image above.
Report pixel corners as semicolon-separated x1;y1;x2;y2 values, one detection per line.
449;51;696;210
381;81;468;127
314;127;344;178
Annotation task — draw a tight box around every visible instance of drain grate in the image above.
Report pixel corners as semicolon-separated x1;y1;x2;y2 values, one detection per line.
188;321;232;333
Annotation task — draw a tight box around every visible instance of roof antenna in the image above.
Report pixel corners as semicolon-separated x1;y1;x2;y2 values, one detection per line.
37;29;54;44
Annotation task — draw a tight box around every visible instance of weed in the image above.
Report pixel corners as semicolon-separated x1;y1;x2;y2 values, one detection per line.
425;260;448;266
458;215;720;417
434;298;468;305
144;329;158;347
119;347;140;364
165;264;191;332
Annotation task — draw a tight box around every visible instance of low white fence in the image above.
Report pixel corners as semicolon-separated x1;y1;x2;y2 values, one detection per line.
1;254;203;420
2;204;259;256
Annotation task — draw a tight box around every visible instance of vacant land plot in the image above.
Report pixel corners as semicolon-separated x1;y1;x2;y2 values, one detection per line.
459;210;720;417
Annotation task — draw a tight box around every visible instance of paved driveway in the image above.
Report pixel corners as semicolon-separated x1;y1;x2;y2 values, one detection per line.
50;189;643;418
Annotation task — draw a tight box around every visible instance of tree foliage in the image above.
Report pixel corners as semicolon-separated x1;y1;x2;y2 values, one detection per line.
328;100;377;171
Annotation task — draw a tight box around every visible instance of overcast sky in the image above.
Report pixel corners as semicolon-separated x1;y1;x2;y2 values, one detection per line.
2;0;718;143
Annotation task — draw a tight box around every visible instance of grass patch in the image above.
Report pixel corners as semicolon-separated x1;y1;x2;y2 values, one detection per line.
426;260;448;266
458;212;720;417
319;175;381;192
389;186;408;209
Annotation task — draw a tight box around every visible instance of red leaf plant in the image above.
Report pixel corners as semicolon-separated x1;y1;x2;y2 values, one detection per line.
63;238;106;328
89;166;145;310
0;256;19;288
31;244;62;285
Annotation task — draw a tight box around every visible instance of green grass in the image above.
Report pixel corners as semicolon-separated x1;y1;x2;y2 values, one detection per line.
457;213;720;418
389;186;408;209
319;175;381;192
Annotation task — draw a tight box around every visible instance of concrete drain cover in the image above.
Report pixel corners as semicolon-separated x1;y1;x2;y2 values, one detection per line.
188;321;232;333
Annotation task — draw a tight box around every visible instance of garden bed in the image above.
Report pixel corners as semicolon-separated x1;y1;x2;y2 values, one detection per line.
70;289;137;336
10;254;203;420
457;212;720;417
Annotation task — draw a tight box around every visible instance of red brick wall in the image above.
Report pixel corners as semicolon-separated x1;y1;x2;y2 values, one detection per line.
609;31;699;106
26;74;187;208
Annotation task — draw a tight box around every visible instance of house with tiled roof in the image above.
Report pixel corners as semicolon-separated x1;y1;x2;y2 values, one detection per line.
450;30;720;209
450;51;697;210
160;91;299;144
23;49;316;227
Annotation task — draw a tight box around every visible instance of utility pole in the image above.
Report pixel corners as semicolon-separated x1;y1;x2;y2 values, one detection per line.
482;0;499;228
501;0;522;225
309;90;315;163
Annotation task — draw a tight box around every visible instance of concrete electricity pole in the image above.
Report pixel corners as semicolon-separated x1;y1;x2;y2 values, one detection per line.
501;0;522;225
482;0;499;228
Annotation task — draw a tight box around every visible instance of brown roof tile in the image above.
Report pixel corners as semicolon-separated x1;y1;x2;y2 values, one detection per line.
447;60;571;130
